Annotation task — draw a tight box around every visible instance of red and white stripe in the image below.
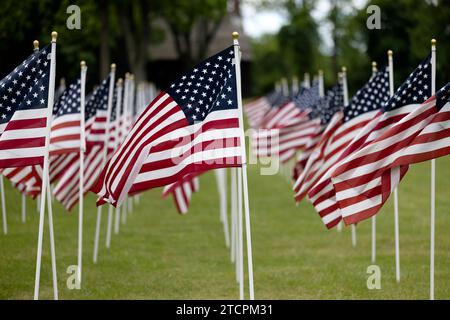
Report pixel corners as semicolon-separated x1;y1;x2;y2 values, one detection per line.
49;113;81;156
244;97;270;128
53;144;103;210
305;110;380;228
331;96;450;225
0;109;48;168
93;92;242;206
162;174;200;214
293;112;344;202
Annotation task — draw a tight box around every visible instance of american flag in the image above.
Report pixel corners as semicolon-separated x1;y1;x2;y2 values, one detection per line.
304;67;390;228
1;165;41;198
53;75;113;210
292;83;343;180
162;173;200;214
244;96;271;128
93;46;243;206
0;45;51;168
50;78;81;155
276;84;323;163
252;86;319;159
292;81;346;203
330;55;432;225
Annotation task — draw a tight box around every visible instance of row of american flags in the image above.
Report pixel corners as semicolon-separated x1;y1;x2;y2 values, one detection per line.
2;31;448;300
2;37;449;228
245;41;450;232
0;32;256;300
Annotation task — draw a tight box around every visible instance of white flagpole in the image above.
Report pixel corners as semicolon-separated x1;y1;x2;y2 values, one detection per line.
371;61;378;263
237;166;244;299
430;38;437;300
77;61;87;284
121;74;130;225
233;32;255;300
216;169;230;248
46;180;58;300
0;176;6;235
93;63;116;263
230;168;236;263
106;78;123;248
304;72;311;88
22;193;26;223
318;70;325;97
388;50;401;282
292;76;299;94
341;67;356;246
34;31;58;300
336;71;344;232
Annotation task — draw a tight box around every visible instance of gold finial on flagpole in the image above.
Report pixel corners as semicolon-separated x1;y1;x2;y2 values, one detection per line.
431;39;437;46
80;60;86;68
341;66;347;74
51;31;58;42
33;40;39;51
232;31;239;40
110;63;116;70
372;61;377;68
117;78;123;85
387;50;393;57
125;72;130;80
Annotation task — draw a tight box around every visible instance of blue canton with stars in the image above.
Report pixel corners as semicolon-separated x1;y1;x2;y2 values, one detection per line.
85;75;111;121
294;82;321;111
344;66;390;122
53;78;81;117
307;82;344;125
166;46;237;125
383;54;431;112
435;81;450;110
0;45;51;124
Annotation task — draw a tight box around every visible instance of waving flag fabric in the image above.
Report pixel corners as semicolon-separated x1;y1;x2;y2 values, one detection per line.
162;173;200;214
305;67;390;228
244;96;271;128
292;82;345;202
50;78;81;155
53;75;113;210
0;46;51;168
330;55;432;225
93;46;242;206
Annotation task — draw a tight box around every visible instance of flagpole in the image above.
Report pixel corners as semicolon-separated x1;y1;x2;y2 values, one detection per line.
21;193;26;223
233;31;255;300
34;31;58;300
78;61;87;285
106;78;123;249
304;73;311;88
336;71;344;232
114;75;128;235
371;61;377;263
216;169;230;248
388;50;401;282
341;66;356;246
0;177;6;235
318;70;325;98
46;179;58;300
237;166;244;299
93;63;116;263
230;168;236;264
121;74;130;226
430;38;437;300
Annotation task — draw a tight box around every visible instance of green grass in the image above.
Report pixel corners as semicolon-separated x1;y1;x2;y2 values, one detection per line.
1;156;450;299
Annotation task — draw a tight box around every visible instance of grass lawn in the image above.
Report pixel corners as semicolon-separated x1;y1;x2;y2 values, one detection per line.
1;156;450;299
